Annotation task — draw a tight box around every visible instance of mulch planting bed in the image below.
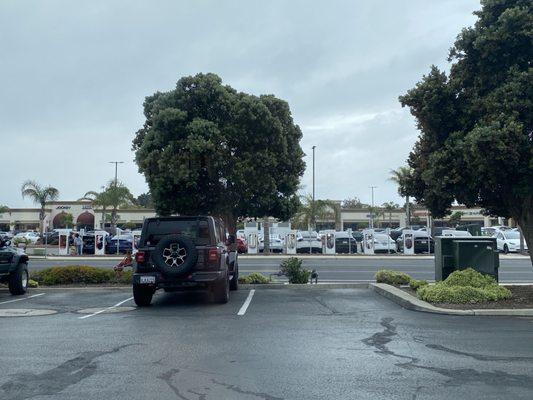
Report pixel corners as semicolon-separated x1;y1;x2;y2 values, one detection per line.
402;285;533;310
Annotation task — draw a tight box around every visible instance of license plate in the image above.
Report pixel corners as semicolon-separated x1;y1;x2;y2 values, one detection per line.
140;276;155;284
420;241;427;244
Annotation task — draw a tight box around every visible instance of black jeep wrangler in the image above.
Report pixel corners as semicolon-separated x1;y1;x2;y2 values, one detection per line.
0;237;30;295
132;216;238;306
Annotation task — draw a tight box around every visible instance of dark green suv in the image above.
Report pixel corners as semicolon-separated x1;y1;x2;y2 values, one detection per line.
0;238;30;295
132;216;238;306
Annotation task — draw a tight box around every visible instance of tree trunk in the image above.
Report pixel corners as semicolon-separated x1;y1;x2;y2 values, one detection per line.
516;208;533;267
39;205;45;237
263;218;270;255
101;207;107;230
223;213;237;252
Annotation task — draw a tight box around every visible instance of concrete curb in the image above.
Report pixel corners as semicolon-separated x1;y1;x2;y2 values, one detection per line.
370;283;533;316
240;283;369;290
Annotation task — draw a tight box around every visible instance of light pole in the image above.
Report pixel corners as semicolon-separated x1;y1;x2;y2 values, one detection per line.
369;186;377;229
310;145;316;254
109;161;124;187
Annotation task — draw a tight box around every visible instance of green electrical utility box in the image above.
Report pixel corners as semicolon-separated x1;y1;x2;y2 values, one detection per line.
435;236;499;282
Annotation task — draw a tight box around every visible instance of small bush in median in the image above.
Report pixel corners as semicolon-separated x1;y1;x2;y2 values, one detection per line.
28;279;39;288
409;279;428;291
31;266;122;285
417;268;512;304
375;270;412;285
280;257;311;284
238;272;270;284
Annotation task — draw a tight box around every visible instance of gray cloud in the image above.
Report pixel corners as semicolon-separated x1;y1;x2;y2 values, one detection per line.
0;0;479;207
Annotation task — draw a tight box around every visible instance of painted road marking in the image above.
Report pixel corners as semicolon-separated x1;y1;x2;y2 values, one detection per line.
0;293;45;305
78;296;134;319
237;289;255;316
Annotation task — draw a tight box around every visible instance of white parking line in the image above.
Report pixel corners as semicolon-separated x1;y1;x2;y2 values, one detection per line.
78;296;134;319
237;289;255;316
0;293;45;305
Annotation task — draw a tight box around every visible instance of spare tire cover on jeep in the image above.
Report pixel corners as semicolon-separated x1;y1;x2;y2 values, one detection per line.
152;235;198;276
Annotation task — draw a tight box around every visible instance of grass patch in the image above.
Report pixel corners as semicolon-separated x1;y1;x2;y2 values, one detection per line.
417;268;511;304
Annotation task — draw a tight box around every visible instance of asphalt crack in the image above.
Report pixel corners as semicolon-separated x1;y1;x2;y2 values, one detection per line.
361;317;533;390
158;368;191;400
426;344;533;362
0;344;137;400
211;379;284;400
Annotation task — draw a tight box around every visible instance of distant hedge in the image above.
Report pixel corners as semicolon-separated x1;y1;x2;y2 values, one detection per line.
30;266;132;285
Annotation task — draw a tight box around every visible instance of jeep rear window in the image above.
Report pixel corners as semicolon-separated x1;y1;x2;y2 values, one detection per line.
142;219;210;246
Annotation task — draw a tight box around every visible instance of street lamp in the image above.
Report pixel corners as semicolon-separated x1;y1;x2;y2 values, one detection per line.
109;161;124;186
369;186;377;229
310;145;316;254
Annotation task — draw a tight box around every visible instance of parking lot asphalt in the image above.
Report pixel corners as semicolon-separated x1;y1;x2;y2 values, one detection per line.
1;287;533;400
28;255;533;283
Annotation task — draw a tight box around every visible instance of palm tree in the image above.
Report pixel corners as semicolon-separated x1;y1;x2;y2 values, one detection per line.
21;180;59;236
292;194;338;231
382;201;400;227
389;166;412;226
81;181;135;230
79;189;109;229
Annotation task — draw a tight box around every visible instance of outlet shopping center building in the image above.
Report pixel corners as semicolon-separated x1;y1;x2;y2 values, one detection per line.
0;201;509;233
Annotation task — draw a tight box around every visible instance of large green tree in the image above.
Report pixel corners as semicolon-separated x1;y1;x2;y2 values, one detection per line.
132;73;305;233
21;180;59;236
399;0;532;263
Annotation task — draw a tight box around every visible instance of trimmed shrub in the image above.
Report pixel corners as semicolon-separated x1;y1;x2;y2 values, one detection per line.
409;279;428;291
417;284;511;303
280;257;311;284
375;270;412;285
417;268;512;304
28;279;39;288
31;266;116;285
238;272;270;284
440;268;496;288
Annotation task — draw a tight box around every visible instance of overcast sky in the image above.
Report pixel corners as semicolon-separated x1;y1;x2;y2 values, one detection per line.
0;0;479;208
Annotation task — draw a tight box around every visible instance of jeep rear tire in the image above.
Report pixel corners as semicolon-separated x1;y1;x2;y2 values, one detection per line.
212;274;230;304
9;263;28;295
133;284;153;307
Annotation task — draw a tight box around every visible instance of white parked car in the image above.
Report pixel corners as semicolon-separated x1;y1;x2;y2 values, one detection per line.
296;231;322;254
495;230;527;253
372;233;397;253
441;229;472;237
259;235;284;253
14;231;40;243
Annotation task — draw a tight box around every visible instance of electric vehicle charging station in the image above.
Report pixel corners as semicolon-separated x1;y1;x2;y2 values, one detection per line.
57;229;71;255
363;229;375;255
244;223;259;254
94;231;106;255
323;230;336;254
403;229;415;255
285;230;297;254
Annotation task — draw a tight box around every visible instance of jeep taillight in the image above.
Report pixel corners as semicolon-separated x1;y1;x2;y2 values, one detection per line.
135;251;145;263
208;248;220;264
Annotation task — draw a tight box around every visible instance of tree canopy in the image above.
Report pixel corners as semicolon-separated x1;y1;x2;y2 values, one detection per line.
399;0;532;258
132;73;305;231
